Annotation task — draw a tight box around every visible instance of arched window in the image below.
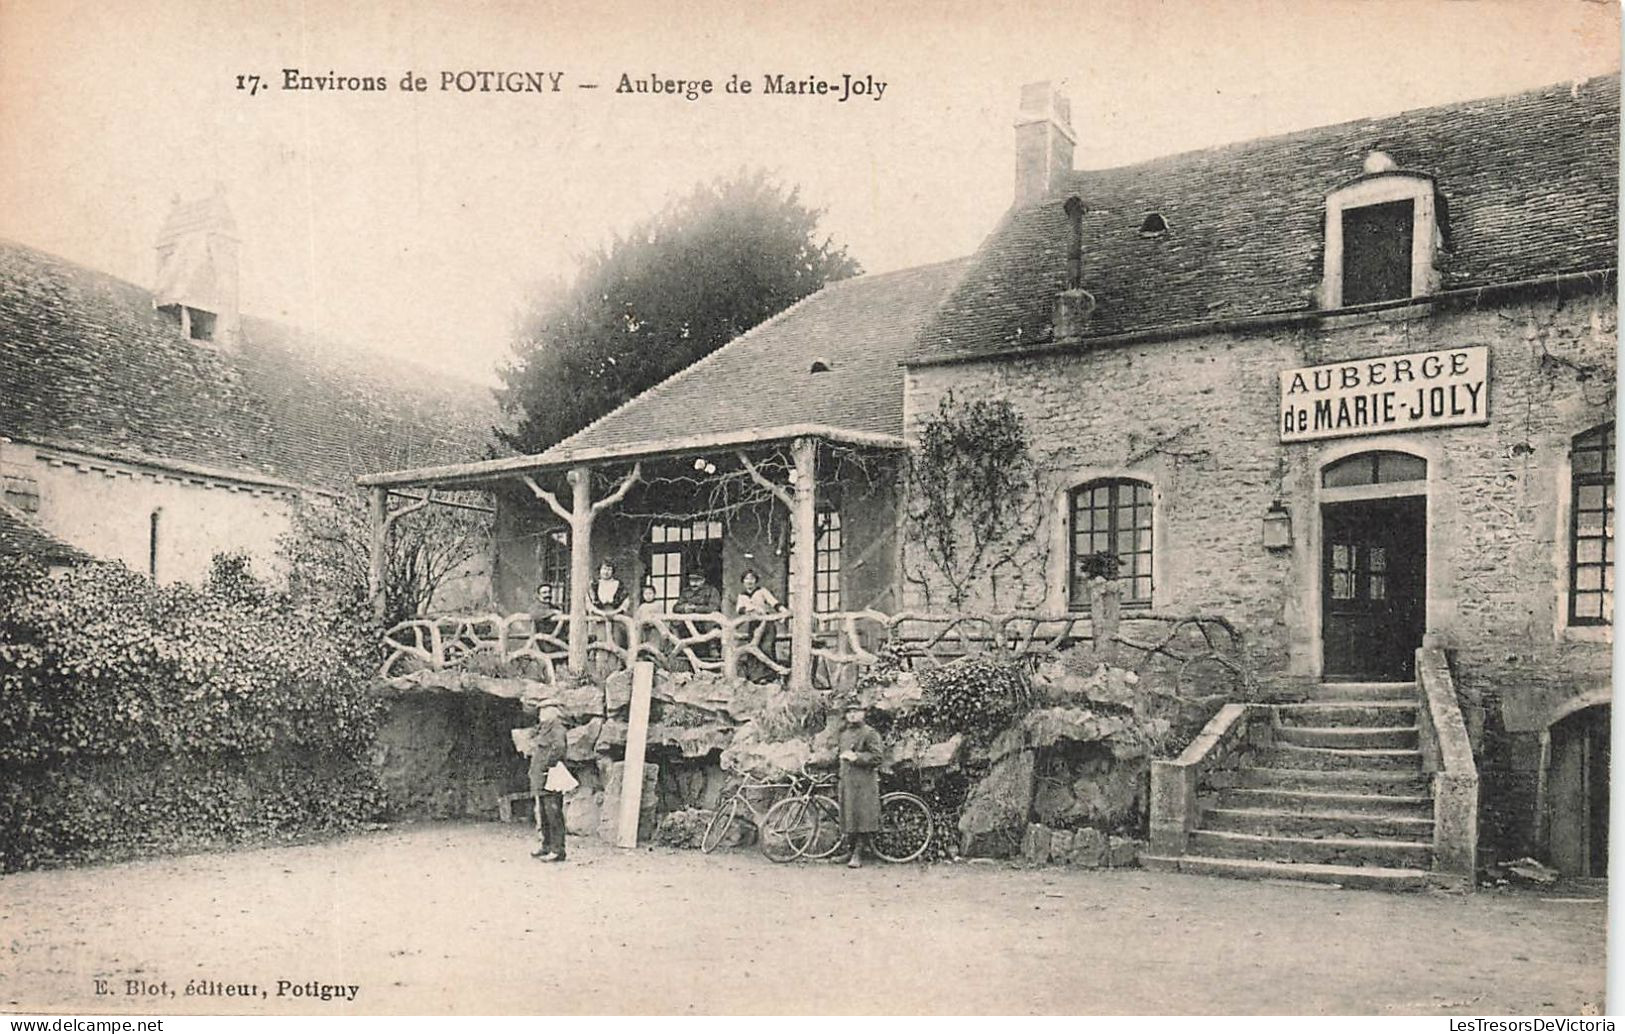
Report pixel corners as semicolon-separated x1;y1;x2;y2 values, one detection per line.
1570;423;1614;626
1069;479;1153;607
1320;450;1427;487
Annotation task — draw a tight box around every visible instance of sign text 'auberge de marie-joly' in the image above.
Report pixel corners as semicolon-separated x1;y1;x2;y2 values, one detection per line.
1279;346;1489;443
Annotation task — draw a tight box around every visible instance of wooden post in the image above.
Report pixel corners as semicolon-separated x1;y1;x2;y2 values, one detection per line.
368;486;388;621
566;466;593;674
788;437;818;691
520;463;642;677
617;660;655;849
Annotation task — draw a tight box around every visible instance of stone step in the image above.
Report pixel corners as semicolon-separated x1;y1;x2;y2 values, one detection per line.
1275;725;1419;750
1141;853;1468;893
1312;682;1416;702
1256;743;1424;771
1275;702;1419;728
1218;787;1433;817
1234;766;1431;794
1201;806;1435;840
1189;828;1433;868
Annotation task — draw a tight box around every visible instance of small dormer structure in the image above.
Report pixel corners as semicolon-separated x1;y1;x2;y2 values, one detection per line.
154;189;240;346
1317;152;1445;309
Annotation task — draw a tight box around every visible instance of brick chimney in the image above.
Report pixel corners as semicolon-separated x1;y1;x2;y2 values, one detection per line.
154;186;240;347
1014;82;1076;207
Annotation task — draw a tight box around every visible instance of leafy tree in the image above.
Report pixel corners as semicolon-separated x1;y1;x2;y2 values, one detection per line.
496;170;861;452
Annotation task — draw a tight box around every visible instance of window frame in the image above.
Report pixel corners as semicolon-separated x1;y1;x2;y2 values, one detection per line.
1568;423;1614;627
537;526;570;606
1320;171;1440;309
813;509;842;614
645;520;724;610
1067;478;1154;609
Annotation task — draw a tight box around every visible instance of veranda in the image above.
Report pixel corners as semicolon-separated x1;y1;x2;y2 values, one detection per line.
360;428;1250;691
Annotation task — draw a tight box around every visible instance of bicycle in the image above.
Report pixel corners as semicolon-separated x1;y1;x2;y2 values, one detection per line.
762;782;935;864
700;767;831;862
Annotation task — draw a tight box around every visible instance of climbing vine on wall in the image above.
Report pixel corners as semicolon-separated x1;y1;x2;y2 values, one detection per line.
904;393;1043;609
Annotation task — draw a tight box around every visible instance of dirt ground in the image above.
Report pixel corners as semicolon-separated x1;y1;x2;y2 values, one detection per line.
1;822;1607;1016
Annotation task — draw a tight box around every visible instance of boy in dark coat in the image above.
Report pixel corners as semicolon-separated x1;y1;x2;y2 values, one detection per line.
528;706;570;862
837;702;884;868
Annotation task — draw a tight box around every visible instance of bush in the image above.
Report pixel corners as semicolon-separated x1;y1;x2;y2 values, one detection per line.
902;653;1034;743
0;555;386;871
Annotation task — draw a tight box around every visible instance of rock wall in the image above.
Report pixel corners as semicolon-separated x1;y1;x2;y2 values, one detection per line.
374;692;528;819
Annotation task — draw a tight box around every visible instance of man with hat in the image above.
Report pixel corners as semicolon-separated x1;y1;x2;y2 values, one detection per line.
527;705;571;862
835;694;884;868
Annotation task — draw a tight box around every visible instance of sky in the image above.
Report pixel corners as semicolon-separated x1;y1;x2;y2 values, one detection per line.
0;0;1618;386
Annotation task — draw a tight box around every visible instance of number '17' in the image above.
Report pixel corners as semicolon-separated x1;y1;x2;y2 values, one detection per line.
236;74;261;96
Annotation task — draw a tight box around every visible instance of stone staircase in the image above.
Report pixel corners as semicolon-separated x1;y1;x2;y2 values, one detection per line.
1145;682;1469;892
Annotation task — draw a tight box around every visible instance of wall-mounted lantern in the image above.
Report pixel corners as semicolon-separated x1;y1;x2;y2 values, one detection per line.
1262;500;1293;550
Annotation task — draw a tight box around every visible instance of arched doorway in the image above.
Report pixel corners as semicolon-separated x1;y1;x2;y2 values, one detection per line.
1547;702;1609;877
1319;450;1428;680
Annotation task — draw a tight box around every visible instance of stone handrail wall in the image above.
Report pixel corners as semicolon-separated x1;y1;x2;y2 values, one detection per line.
1416;645;1479;883
1147;703;1274;856
382;606;1252;693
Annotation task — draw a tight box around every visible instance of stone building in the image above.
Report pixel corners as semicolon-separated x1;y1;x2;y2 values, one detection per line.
905;76;1616;876
0;193;496;595
365;76;1616;879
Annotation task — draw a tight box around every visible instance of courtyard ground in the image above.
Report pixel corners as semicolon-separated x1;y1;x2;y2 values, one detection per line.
1;822;1606;1015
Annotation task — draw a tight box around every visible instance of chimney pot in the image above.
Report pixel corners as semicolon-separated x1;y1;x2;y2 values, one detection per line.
1014;82;1076;207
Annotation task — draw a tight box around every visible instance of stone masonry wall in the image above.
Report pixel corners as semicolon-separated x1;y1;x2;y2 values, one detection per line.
905;289;1616;860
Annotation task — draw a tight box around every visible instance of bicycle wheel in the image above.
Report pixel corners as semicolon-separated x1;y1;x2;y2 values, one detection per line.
759;797;821;863
799;795;844;859
874;791;933;863
700;796;741;854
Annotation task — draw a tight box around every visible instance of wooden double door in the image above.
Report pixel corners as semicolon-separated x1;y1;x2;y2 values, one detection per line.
1322;495;1427;681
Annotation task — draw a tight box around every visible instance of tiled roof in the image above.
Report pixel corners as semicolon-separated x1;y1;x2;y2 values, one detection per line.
531;257;971;461
914;75;1620;364
0;501;92;565
0;239;499;492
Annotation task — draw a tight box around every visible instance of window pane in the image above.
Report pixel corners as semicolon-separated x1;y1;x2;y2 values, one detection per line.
1369;575;1386;600
1578;539;1604;565
1574;449;1603;475
1369;546;1387;572
1333;572;1352;599
1576;594;1602;618
1577;567;1602;591
1374;452;1427;483
1342;200;1415;305
1322;457;1374;488
1579;485;1605;511
1332;544;1349;570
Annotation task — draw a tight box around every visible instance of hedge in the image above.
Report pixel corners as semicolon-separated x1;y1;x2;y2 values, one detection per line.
0;554;386;871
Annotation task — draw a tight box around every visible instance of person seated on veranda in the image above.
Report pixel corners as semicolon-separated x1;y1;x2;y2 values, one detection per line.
672;569;722;661
733;569;780;683
633;582;672;662
530;583;566;637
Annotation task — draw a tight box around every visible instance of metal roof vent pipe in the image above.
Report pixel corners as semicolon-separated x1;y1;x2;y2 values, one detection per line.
1053;195;1095;342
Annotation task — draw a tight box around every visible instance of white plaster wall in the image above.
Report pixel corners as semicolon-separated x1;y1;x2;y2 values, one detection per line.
29;458;295;585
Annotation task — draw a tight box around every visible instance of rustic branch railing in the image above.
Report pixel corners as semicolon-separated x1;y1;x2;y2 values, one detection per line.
381;606;1251;695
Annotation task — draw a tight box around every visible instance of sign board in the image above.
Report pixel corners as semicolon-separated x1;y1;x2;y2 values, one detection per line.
1279;346;1489;442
